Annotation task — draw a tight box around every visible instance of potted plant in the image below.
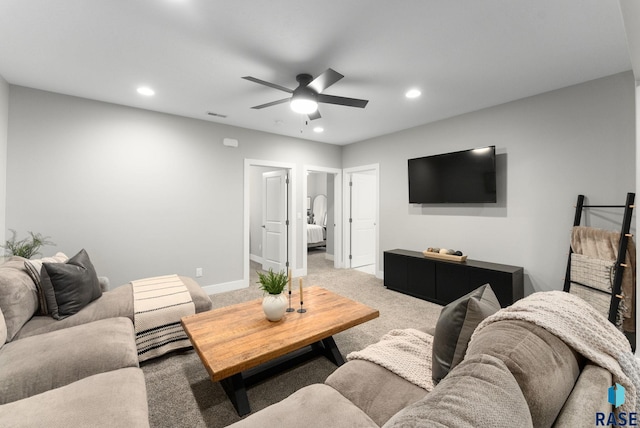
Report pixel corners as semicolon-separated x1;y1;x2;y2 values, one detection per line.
257;268;289;321
1;229;55;259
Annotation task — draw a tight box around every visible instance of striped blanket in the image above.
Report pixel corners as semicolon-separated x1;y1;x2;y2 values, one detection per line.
132;274;195;362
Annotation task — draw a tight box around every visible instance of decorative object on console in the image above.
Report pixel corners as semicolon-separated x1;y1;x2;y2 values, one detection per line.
431;283;500;384
422;247;467;262
1;229;55;259
257;268;289;321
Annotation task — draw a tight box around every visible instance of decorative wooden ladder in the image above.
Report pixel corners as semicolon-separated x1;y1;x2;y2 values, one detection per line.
563;193;635;347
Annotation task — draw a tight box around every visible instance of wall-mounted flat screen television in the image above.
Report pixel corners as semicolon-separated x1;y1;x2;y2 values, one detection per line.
408;146;497;203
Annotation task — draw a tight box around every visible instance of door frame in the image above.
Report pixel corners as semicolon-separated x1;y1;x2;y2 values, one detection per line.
303;165;343;274
343;164;380;277
244;159;297;288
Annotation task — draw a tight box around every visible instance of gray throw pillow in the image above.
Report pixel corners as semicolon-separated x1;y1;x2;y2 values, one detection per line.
431;283;500;384
40;249;102;320
383;354;533;428
23;252;68;314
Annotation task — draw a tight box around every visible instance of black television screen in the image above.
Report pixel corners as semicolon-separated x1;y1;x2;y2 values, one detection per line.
408;146;497;203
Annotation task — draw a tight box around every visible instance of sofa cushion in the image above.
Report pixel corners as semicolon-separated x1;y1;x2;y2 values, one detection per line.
226;384;378;428
40;249;102;319
325;359;428;426
14;283;134;340
23;252;68;314
0;367;149;428
432;283;499;384
14;277;211;341
383;354;533;428
465;319;583;428
0;257;39;341
0;317;139;404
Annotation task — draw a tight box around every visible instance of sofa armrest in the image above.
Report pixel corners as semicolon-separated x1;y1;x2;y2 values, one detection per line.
553;363;612;427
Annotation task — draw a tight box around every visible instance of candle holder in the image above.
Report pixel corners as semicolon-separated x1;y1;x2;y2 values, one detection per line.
286;289;295;312
297;300;306;313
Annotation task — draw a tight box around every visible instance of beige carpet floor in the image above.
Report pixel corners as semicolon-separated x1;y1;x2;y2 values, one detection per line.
141;250;443;428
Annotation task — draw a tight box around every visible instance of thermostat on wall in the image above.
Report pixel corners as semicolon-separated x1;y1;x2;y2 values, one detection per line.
223;138;238;148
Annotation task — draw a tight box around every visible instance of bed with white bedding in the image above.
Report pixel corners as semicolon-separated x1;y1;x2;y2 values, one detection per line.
307;194;327;248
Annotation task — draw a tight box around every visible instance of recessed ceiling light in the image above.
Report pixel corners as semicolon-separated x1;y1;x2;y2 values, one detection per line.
405;89;421;99
313;127;324;133
137;86;155;96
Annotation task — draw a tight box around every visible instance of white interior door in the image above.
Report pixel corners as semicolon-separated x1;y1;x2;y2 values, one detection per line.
262;170;288;272
350;172;376;268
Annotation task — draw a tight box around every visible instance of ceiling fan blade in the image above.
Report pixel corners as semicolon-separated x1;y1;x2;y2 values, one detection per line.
242;76;293;93
308;109;321;121
317;94;369;108
307;68;344;93
251;98;291;109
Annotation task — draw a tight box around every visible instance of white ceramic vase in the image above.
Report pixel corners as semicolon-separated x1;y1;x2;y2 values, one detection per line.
262;293;287;322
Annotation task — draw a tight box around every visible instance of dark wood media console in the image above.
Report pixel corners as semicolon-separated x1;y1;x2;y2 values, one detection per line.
384;249;524;307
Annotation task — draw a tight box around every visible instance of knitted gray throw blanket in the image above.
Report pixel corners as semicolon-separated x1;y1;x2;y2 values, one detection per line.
347;328;435;391
469;290;640;415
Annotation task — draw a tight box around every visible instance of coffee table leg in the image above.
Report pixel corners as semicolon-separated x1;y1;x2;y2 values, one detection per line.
220;373;251;416
320;336;345;366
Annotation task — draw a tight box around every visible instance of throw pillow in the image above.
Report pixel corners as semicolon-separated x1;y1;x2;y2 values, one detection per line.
40;249;102;320
0;257;40;341
431;283;500;384
382;354;533;428
24;252;68;314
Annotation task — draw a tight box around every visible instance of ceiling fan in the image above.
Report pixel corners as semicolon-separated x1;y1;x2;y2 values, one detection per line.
242;68;368;120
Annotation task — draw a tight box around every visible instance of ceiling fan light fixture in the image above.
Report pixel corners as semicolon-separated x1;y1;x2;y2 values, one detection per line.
405;88;421;99
290;97;318;114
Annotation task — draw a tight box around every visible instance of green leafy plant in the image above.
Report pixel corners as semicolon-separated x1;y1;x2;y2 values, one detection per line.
1;229;55;259
256;268;288;295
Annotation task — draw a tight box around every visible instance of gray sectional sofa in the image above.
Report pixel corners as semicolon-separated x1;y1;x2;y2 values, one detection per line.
230;286;618;427
0;255;212;428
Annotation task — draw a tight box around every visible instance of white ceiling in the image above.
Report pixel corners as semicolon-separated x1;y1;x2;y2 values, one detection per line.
0;0;633;145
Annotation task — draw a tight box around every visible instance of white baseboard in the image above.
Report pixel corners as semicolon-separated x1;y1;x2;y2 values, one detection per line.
250;254;263;264
325;253;334;261
376;270;384;280
202;279;247;295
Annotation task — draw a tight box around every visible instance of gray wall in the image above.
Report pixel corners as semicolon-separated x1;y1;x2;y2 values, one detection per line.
0;75;7;247
342;72;636;295
6;86;342;289
0;76;9;247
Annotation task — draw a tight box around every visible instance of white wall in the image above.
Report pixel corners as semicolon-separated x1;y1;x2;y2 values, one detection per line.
0;75;8;248
6;86;342;289
342;72;636;295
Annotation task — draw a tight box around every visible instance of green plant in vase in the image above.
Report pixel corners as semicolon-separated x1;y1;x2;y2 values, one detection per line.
256;268;288;322
256;268;288;295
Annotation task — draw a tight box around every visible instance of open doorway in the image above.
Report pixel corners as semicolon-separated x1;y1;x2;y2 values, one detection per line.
303;166;342;276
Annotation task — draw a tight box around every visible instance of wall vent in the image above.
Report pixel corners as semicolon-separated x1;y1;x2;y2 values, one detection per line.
206;111;227;118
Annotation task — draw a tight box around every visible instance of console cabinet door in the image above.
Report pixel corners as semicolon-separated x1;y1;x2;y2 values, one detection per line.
466;268;513;307
384;252;407;292
406;258;436;300
436;263;472;304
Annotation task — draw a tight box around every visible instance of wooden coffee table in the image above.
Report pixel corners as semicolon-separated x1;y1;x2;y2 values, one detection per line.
181;286;379;415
